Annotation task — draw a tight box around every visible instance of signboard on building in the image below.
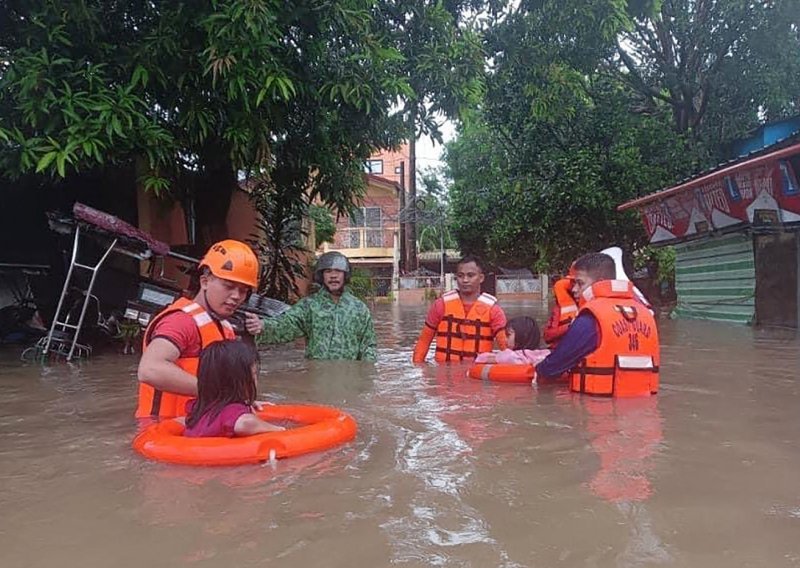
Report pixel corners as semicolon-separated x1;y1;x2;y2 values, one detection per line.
635;156;800;244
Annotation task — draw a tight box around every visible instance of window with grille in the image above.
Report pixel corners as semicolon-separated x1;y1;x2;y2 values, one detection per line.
349;207;383;247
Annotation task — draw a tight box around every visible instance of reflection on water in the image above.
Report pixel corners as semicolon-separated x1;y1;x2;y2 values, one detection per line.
1;301;800;567
581;397;663;504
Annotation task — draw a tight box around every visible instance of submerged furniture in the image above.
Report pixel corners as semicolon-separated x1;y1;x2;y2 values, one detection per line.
35;203;171;362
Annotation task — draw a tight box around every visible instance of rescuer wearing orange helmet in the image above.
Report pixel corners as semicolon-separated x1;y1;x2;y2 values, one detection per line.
136;240;264;419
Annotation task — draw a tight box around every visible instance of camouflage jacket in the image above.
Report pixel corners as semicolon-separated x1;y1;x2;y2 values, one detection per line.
257;289;377;361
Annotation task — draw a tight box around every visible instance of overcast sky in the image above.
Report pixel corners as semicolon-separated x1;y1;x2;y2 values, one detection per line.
414;120;456;175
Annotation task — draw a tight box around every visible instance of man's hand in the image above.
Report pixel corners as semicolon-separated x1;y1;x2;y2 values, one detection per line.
244;312;263;335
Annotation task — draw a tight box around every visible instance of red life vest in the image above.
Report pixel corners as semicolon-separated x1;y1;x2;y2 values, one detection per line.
435;291;498;363
543;277;579;347
570;280;660;397
135;297;236;419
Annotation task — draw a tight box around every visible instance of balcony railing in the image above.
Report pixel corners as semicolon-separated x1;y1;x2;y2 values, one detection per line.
331;227;396;250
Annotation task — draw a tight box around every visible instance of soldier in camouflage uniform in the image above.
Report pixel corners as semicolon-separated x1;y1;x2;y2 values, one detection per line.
255;252;377;361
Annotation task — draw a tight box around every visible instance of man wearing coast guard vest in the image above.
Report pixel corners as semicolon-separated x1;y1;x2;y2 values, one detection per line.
136;240;263;419
535;252;659;396
413;256;508;363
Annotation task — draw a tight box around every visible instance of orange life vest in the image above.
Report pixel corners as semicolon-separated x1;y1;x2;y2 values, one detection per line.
570;280;659;397
435;291;498;363
135;297;236;419
543;278;579;347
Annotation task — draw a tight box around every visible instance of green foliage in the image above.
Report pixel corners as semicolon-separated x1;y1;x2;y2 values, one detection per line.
0;0;484;293
447;78;697;270
615;0;800;140
347;268;375;301
635;246;676;285
309;205;337;248
115;319;143;342
249;180;310;302
375;0;485;142
446;0;799;272
416;167;456;252
0;1;411;186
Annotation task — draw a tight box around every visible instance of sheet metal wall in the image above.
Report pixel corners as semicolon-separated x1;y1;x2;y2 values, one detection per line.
673;234;755;324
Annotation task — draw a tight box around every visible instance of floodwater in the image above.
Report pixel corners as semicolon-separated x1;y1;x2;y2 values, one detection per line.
2;300;800;568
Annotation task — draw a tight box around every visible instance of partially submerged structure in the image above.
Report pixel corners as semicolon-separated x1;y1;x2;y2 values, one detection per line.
619;119;800;327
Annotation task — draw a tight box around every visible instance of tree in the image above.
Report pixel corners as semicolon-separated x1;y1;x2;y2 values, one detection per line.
447;1;645;269
0;0;408;242
250;183;309;302
448;81;696;271
309;205;336;249
1;0;485;297
416;167;456;253
615;0;800;140
446;0;800;272
375;0;485;270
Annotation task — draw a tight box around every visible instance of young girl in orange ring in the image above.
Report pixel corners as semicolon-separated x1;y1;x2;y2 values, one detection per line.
184;340;284;437
474;316;550;366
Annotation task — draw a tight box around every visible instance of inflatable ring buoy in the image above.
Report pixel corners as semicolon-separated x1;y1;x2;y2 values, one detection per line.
468;363;535;384
133;404;357;466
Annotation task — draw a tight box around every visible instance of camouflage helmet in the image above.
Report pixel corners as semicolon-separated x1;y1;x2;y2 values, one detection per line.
314;251;351;284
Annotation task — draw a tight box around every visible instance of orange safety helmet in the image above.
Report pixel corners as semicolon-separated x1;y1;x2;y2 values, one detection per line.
198;240;259;288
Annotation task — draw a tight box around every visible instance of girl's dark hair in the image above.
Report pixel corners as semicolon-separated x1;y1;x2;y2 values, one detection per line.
186;339;260;428
506;316;541;350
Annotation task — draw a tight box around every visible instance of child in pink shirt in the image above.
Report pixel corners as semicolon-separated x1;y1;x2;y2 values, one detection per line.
184;340;284;437
475;316;550;365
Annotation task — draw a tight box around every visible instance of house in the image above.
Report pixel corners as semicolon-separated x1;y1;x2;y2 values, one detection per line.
364;144;410;189
320;173;402;296
619;118;800;327
137;181;314;298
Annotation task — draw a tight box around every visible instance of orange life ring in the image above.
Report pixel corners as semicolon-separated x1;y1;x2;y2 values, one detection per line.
133;404;357;466
468;363;535;383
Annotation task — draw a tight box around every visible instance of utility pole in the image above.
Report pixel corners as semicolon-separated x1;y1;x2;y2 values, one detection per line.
398;161;406;274
439;221;445;291
406;137;418;272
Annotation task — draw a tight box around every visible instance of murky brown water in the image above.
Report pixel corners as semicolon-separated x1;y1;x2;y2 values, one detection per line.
2;300;800;567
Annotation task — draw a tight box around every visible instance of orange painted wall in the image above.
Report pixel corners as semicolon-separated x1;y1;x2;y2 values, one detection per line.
369;144;410;188
225;189;258;243
136;186;312;298
226;189;312;299
136;187;190;287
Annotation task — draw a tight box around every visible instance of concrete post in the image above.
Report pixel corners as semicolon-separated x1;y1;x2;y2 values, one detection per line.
392;229;400;302
540;273;549;306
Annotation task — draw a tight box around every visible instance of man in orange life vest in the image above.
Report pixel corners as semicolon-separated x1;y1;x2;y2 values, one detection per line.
136;240;264;419
412;256;508;363
536;252;660;396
